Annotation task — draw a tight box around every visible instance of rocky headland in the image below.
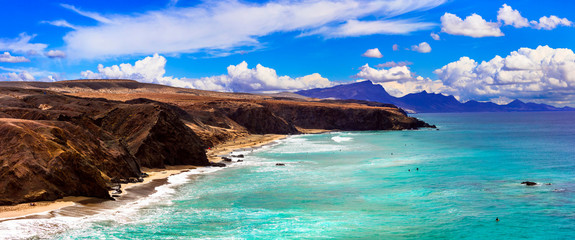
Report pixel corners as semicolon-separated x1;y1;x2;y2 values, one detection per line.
0;80;434;206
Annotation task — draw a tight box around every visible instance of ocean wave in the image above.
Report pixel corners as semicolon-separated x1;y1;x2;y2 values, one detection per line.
331;136;353;143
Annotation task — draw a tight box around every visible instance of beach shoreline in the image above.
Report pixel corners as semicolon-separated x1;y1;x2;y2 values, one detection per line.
0;134;287;221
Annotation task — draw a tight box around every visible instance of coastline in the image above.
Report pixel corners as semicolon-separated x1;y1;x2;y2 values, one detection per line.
0;134;287;221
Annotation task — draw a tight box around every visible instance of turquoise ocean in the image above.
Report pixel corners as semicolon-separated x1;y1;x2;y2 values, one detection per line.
1;112;575;239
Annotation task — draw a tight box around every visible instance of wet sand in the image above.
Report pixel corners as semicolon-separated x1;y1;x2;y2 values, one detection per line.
0;134;287;220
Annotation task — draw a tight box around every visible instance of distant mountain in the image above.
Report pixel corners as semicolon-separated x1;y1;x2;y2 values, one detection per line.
297;80;397;104
296;81;575;113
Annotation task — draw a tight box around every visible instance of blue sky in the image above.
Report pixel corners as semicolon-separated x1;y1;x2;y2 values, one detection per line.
1;0;575;106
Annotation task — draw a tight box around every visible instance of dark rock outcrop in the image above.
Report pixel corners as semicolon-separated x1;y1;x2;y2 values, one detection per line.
521;181;537;186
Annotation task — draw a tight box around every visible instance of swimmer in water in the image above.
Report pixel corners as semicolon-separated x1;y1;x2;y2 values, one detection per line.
496;217;499;222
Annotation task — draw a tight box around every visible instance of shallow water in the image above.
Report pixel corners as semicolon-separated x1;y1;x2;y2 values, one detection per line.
2;112;575;239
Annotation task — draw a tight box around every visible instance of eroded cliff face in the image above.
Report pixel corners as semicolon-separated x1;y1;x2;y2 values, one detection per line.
98;103;208;168
0;119;137;205
261;101;433;131
0;88;208;204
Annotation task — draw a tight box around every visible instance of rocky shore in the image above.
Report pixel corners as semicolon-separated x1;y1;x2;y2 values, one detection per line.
0;80;434;208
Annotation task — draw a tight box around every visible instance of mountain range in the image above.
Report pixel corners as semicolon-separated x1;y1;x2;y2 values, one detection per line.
296;81;575;113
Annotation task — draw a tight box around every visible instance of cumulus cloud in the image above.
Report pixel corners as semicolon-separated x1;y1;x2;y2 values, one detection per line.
0;52;30;63
430;32;440;40
497;4;529;28
354;64;446;97
411;42;431;53
0;33;48;55
497;4;572;30
433;45;575;105
81;54;332;92
375;61;413;68
392;44;399;51
355;64;413;82
58;0;446;58
362;48;383;58
441;13;503;37
531;16;572;30
204;62;332;92
45;50;66;59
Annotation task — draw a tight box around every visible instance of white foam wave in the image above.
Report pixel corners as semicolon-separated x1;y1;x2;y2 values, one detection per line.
331;136;353;143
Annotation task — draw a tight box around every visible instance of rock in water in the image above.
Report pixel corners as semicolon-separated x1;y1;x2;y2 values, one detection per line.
521;181;537;186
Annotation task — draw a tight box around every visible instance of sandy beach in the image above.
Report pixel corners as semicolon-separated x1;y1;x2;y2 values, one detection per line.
207;134;287;162
0;134;286;220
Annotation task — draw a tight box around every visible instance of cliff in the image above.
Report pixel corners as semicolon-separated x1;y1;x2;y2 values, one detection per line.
0;87;208;205
0;80;434;205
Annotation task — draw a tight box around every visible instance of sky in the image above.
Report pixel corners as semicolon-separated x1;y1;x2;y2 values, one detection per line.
1;0;575;107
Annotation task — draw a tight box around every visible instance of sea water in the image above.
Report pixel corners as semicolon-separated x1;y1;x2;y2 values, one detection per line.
1;112;575;239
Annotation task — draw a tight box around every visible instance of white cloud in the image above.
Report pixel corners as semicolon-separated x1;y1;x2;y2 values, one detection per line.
45;50;67;59
209;61;333;92
59;0;446;58
355;64;413;82
81;54;332;92
0;66;61;82
531;15;572;30
82;54;171;82
362;48;383;58
375;61;413;68
392;44;399;51
0;33;48;55
433;45;575;105
379;76;446;97
440;13;503;38
354;64;446;97
0;52;30;63
60;4;112;24
0;71;35;81
497;4;572;30
307;19;435;38
43;20;78;30
497;4;529;28
430;32;440;40
411;42;431;53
